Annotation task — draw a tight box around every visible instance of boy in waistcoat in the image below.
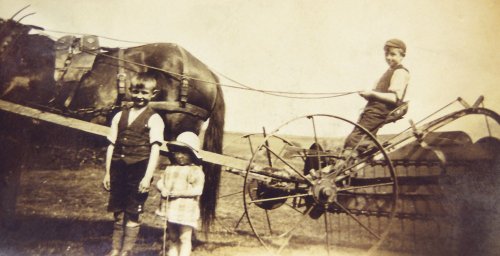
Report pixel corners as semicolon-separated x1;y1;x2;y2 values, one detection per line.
103;72;165;256
344;38;410;152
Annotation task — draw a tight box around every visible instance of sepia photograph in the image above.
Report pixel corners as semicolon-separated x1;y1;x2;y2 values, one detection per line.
0;1;499;255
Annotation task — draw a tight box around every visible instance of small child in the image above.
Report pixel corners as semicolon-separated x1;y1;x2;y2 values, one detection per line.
103;71;164;256
156;132;205;256
344;38;410;153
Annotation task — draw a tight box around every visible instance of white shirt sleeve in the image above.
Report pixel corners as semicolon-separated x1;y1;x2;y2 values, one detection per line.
389;69;410;101
148;113;165;144
107;111;122;144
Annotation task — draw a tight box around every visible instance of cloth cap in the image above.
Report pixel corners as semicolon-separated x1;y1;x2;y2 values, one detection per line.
384;39;406;54
167;132;202;160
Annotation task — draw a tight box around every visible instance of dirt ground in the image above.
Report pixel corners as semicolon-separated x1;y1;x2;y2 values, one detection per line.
0;167;417;256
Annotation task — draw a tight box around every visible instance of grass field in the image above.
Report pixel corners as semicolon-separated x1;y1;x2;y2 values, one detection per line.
2;166;417;256
3;131;497;255
0;132;359;256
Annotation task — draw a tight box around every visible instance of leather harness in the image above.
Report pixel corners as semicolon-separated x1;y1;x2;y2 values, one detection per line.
114;44;210;120
2;21;211;120
53;35;99;107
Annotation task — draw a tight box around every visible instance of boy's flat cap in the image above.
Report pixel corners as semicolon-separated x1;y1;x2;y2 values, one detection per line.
384;39;406;53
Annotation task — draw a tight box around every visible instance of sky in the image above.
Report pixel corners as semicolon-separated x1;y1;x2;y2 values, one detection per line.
0;0;499;139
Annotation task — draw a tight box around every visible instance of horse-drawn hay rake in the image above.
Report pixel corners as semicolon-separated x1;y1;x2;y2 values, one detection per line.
1;94;498;255
0;7;498;255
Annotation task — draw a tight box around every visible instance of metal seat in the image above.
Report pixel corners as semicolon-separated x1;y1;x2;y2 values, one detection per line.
384;101;409;124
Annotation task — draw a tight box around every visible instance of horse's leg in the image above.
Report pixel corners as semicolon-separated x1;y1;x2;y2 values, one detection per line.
0;156;23;230
0;139;27;230
0;114;30;230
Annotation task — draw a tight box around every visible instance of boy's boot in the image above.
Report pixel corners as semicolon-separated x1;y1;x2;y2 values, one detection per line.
121;226;140;255
106;222;124;256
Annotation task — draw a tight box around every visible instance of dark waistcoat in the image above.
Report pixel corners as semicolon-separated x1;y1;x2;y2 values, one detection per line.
374;64;408;93
367;64;409;112
112;106;155;164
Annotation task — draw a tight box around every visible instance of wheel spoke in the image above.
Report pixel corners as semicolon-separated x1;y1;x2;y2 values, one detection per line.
262;144;312;184
247;193;310;204
276;206;313;254
218;190;243;199
309;116;324;178
247;170;308;185
265;209;273;235
285;202;307;214
328;156;372;182
324;205;331;255
272;140;293;166
337;182;394;192
334;201;381;240
234;211;247;230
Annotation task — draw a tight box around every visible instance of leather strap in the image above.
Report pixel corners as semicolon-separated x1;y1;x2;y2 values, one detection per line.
148;101;209;120
117;48;127;98
177;45;190;107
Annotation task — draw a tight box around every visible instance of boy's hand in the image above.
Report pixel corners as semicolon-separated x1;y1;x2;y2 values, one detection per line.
103;173;111;191
138;178;151;193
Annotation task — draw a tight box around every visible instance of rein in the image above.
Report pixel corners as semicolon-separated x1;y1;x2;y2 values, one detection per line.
84;49;361;100
2;19;362;124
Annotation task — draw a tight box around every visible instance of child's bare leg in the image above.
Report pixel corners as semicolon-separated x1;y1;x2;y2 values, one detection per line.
167;223;179;256
178;225;193;256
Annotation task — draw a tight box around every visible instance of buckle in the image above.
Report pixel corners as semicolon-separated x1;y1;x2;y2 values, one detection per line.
117;73;127;81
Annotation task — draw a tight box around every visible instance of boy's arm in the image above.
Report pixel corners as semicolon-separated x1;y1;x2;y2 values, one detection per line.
103;144;114;191
138;113;164;193
360;90;397;104
388;69;410;103
103;113;120;191
361;69;409;104
138;143;160;193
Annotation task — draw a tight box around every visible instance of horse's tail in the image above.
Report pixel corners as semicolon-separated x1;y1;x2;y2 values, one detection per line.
200;76;225;231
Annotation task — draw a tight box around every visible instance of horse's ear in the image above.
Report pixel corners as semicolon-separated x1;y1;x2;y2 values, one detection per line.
27;24;44;31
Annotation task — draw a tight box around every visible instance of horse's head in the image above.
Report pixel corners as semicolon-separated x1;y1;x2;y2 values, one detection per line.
0;18;43;63
0;17;54;104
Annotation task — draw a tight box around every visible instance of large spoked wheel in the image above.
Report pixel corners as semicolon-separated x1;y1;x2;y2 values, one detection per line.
216;133;297;234
243;114;398;256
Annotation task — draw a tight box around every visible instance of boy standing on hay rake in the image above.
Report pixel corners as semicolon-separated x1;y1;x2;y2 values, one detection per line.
156;131;205;256
103;72;164;256
344;38;410;154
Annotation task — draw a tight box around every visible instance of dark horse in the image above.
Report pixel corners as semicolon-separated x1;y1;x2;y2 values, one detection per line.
0;17;225;230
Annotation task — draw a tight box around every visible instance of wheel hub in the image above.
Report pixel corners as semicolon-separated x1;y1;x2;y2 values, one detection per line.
311;178;337;205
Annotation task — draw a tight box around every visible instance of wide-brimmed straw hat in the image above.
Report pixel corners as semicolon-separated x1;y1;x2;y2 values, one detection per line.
167;132;202;161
